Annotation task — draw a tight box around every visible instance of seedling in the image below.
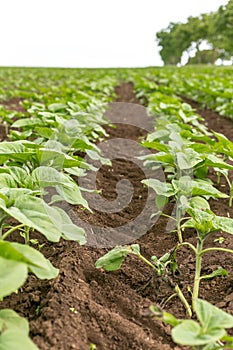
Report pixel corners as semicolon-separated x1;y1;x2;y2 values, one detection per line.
95;244;192;317
150;299;233;349
180;198;233;311
69;307;78;314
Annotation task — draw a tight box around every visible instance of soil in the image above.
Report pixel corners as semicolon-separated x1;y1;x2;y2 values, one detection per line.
0;97;25;141
1;83;233;350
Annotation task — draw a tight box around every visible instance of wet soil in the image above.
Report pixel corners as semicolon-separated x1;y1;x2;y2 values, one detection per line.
1;83;233;350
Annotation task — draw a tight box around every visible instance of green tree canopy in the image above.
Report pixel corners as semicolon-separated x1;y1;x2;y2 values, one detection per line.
156;0;233;65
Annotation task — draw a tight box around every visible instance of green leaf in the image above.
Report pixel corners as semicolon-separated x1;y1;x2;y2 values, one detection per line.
0;309;39;350
0;174;17;188
32;166;90;209
0;329;39;350
172;319;226;346
184;208;215;237
195;298;233;330
95;245;132;271
49;206;86;245
205;154;233;170
56;182;90;209
0;241;58;297
192;179;228;199
155;194;167;209
201;267;228;280
48;103;67;112
190;196;210;210
0;141;36;165
0;309;29;334
142;179;176;197
0;257;28;298
11;243;59;280
142;140;169;152
214;216;233;234
146;129;170;142
12;118;43;128
176;149;202;170
0;194;62;242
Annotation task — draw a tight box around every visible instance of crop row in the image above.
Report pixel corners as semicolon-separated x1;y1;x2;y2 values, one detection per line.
129;65;233;118
96;69;233;349
0;68;119;350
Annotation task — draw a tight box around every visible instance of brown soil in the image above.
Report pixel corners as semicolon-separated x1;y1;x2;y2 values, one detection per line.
1;83;233;350
182;96;233;142
0;97;26;140
1;97;25;113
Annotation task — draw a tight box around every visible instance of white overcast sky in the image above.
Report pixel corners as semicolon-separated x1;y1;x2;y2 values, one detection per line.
0;0;229;68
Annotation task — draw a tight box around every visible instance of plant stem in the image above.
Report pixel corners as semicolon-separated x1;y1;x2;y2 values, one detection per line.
1;224;25;240
229;196;233;208
177;242;197;254
24;226;30;245
161;213;177;221
176;207;183;243
192;237;204;311
174;284;192;317
138;252;192;317
162;293;177;306
138;254;157;271
201;247;233;256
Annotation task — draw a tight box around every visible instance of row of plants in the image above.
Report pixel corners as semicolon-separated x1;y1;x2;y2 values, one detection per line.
96;70;233;349
0;69;119;349
139;65;233;118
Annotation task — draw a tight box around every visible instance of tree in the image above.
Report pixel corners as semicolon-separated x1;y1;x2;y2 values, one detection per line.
156;0;233;65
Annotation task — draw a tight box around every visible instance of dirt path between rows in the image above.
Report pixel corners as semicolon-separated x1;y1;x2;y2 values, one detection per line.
1;83;233;350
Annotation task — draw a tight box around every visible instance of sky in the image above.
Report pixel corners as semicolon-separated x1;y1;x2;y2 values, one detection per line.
0;0;229;68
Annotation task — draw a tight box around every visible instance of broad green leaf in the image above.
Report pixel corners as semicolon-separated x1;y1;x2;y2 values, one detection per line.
205;154;233;170
11;243;59;280
49;206;86;244
0;195;62;242
86;149;111;166
0;309;29;334
176;149;202;170
190;196;210;210
0;141;36;165
214;216;233;234
48;102;67;112
142;179;176;197
36;149;90;169
0;257;27;298
56;182;90;209
155;194;168;209
146;129;170;142
0;174;17;188
0;309;39;349
142;140;169;152
8;167;29;187
12;118;43;128
95;245;132;271
172;319;226;346
0;241;58;297
34;126;53;139
195;299;233;330
0;329;39;350
32;166;74;187
192;179;228;198
152;152;174;165
184;208;215;237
